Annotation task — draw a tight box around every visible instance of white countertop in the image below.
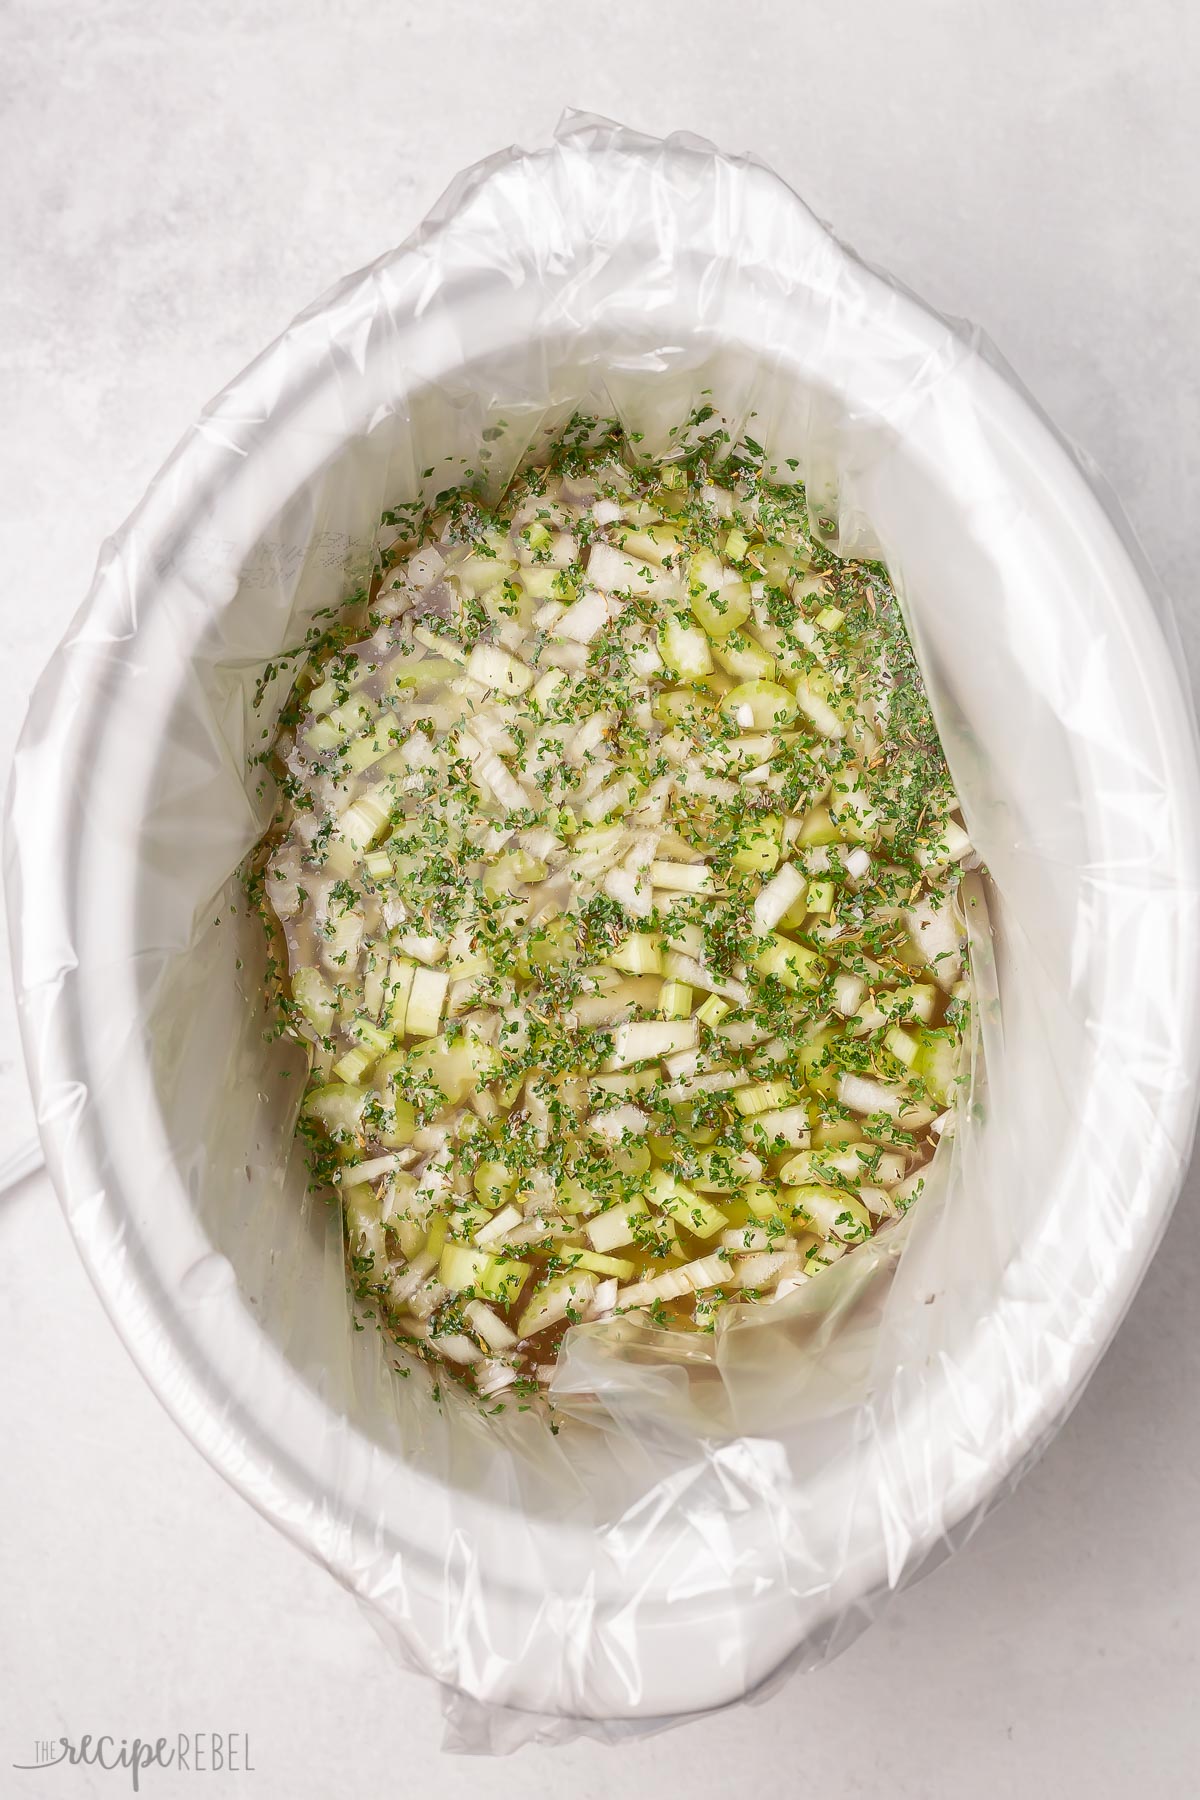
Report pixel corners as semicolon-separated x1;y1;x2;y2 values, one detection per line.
3;3;1199;1794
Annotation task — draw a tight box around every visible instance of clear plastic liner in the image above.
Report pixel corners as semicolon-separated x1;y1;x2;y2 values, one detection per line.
7;114;1200;1751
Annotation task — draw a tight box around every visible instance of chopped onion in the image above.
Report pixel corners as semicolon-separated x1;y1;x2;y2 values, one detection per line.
587;1277;619;1319
832;972;866;1017
588;1103;650;1139
555;589;614;643
466;642;535;696
407;545;445;589
649;861;715;893
602;1018;699;1071
733;1250;800;1290
661;1067;750;1103
660;949;748;1003
335;1153;408;1186
474;1202;524;1247
838;1072;935;1128
475;1359;519;1395
588;542;682;601
428;1332;483;1366
904;897;964;990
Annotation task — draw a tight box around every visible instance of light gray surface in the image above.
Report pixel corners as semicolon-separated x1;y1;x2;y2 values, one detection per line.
2;1;1198;1793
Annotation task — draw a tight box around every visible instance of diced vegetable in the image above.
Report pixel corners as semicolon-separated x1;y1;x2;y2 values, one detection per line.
644;1169;729;1238
688;550;753;639
733;1080;795;1117
785;1185;874;1244
792;675;845;738
649;861;715;893
730;815;784;875
570;1248;636;1280
658;613;714;679
602;1018;699;1071
585;1197;650;1253
740;1106;811;1151
695;993;731;1028
658;979;694;1020
466;642;535;696
606;931;663;975
720;680;799;730
516;1271;597;1337
292;967;337;1037
303;1082;366;1137
464;1299;519;1353
752;861;806;933
406;966;449;1039
752;932;826;991
439;1242;494;1294
479;1259;533;1306
332;1044;376;1084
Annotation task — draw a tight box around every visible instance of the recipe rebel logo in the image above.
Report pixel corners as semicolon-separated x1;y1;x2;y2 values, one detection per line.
13;1733;255;1790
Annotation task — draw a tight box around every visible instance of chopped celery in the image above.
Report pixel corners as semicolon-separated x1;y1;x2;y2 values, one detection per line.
381;957;416;1035
602;1017;698;1070
913;1029;961;1106
606;931;663;976
557;1178;606;1217
408;1034;500;1106
405;966;449;1039
688;550;753;639
695;994;731;1029
681;1148;762;1195
752;932;826;991
377;1095;416;1149
658;979;693;1020
884;1024;920;1067
731;814;784;875
332;1044;376;1085
786;1185;874;1245
585;1196;649;1253
482;1258;533;1307
643;1169;728;1237
303;1082;366;1137
720;680;799;729
792;672;845;739
338;791;390;854
347;1015;395;1057
570;1248;636;1280
652;686;711;726
658;613;714;680
742;1181;786;1221
292;967;336;1036
515;1271;596;1337
439;1242;494;1293
797;804;841;846
796;1027;842;1098
712;635;776;682
733;1079;795;1117
466;642;535;696
473;1160;517;1208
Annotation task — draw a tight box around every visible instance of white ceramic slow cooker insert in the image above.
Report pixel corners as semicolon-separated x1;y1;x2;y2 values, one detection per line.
9;118;1200;1727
